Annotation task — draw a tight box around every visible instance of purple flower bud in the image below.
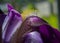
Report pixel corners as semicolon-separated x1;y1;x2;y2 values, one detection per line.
2;4;22;43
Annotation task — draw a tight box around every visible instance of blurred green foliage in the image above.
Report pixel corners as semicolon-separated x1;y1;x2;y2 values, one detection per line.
48;0;54;3
0;0;41;12
43;14;58;29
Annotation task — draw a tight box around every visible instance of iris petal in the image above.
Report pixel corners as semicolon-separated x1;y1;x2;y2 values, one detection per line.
24;31;43;43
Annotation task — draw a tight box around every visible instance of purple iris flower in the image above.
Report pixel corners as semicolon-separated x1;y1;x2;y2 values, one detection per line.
22;16;60;43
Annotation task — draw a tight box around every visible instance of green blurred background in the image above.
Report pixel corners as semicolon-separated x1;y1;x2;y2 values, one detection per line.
0;0;59;30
